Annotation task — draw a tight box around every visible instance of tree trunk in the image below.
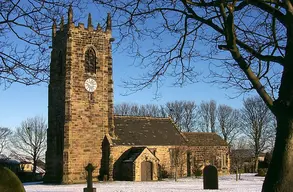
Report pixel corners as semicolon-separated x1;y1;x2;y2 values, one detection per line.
254;156;259;173
33;154;37;174
33;163;37;174
262;116;293;192
262;16;293;191
33;157;37;181
174;166;177;181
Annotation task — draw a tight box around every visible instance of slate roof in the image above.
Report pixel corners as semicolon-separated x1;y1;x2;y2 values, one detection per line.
183;132;228;146
122;147;146;163
113;116;186;146
9;154;32;164
0;154;20;164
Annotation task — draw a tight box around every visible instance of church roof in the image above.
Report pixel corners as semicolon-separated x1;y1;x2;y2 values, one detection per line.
122;147;146;163
112;116;186;146
122;147;159;163
183;132;228;146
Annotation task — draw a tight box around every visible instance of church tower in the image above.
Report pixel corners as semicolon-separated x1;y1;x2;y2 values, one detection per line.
45;6;114;183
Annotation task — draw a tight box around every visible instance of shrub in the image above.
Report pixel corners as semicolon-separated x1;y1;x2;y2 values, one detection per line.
238;168;245;174
257;168;268;177
158;164;169;180
192;167;202;178
0;166;26;192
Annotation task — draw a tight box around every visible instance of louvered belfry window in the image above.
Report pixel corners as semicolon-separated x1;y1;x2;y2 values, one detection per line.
85;48;96;73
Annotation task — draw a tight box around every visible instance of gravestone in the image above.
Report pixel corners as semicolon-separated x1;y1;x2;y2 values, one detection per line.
84;163;96;192
203;165;218;189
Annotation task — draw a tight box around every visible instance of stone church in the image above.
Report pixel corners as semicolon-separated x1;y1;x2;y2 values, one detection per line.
44;7;229;184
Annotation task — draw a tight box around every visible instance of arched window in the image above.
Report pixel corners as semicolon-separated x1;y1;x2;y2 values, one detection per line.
85;48;96;73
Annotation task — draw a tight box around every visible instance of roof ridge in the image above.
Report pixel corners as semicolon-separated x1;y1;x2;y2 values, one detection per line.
114;115;169;119
183;132;217;134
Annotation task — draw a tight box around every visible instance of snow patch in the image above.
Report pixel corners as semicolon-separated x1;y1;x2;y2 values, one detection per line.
24;173;264;192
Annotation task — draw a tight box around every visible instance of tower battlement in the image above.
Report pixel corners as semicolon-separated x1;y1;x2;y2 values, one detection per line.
52;6;112;38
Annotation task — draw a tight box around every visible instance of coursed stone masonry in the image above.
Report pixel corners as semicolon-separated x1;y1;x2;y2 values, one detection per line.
45;6;114;183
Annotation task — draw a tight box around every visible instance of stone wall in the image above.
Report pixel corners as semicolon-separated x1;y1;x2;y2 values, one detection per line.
110;146;131;180
188;146;230;175
110;145;187;180
133;149;159;181
45;20;67;183
110;144;229;181
152;145;187;178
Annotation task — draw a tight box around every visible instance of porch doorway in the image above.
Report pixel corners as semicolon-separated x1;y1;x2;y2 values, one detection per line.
141;161;152;181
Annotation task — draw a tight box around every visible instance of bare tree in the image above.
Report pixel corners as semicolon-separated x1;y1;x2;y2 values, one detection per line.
217;104;241;146
169;146;187;181
230;149;246;181
159;105;168;118
266;118;277;153
231;135;250;150
231;135;254;176
114;102;133;115
93;1;293;190
241;96;274;173
0;127;12;154
0;0;85;88
115;101;196;131
11;116;47;174
197;100;217;132
181;101;197;132
129;104;140;116
139;104;162;116
114;103;165;117
166;101;185;130
166;100;197;132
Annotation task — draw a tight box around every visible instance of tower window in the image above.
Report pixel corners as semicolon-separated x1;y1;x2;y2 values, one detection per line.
85;48;96;74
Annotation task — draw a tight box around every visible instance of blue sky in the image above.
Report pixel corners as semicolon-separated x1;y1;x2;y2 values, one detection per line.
0;52;250;129
0;4;255;129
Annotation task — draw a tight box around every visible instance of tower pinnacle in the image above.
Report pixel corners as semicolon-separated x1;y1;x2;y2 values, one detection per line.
68;5;73;24
52;19;56;37
60;16;64;31
88;13;93;29
106;13;111;31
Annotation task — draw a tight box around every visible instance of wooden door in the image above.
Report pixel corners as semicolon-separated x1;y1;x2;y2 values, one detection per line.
141;161;152;181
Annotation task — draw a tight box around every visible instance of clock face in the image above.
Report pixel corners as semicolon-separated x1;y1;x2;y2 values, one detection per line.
84;78;97;92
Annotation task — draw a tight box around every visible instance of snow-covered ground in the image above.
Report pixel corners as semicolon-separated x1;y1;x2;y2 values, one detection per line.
24;173;264;192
